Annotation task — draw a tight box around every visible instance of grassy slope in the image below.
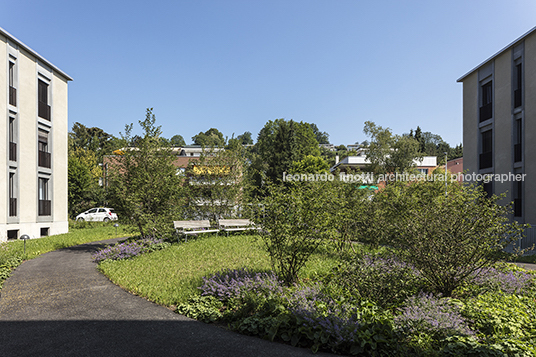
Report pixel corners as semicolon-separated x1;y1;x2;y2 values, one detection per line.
98;234;341;307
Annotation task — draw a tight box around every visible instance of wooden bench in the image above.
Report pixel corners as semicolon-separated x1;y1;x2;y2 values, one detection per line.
173;220;219;242
218;219;261;235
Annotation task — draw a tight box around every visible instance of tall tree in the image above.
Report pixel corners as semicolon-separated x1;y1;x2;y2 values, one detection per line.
170;134;186;147
306;123;330;144
254;119;320;183
192;128;225;147
69;122;117;162
237;131;253;145
363;121;422;176
107;108;184;237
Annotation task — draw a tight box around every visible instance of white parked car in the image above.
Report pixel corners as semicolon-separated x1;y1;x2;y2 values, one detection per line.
76;207;118;222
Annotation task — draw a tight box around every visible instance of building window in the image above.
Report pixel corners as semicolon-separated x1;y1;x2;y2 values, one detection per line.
38;130;51;168
514;63;522;108
514;119;522;163
482;181;493;199
9;173;16;217
7;230;18;240
417;168;428;175
9;117;16;162
514;180;522;217
480;81;493;122
38;79;51;120
9;61;16;106
479;129;493;169
40;227;49;237
38;177;51;216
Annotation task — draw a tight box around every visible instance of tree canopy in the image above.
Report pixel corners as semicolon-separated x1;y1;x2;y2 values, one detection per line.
254;118;320;183
107;108;184;237
192;128;225;147
363;121;422;176
170;134;186;147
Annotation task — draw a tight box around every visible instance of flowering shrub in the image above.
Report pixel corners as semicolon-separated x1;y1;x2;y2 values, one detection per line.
92;237;169;263
199;267;283;301
176;260;536;356
395;293;474;338
468;266;534;295
325;253;426;307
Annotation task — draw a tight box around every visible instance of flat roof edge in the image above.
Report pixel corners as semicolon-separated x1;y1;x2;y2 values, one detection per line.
457;25;536;83
0;26;73;81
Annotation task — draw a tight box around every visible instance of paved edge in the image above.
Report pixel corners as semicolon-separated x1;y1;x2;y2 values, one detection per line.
0;237;336;357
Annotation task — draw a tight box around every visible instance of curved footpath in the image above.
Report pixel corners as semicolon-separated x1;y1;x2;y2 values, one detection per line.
0;238;334;357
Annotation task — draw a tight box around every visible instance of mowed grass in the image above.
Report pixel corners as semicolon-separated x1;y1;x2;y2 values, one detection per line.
4;223;130;260
98;234;341;307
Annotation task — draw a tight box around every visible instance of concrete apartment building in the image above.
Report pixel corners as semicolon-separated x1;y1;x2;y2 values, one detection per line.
457;26;536;228
0;27;72;241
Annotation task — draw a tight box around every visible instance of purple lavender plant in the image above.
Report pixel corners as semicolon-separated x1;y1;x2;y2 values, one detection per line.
92;237;167;263
468;267;534;294
394;293;474;337
199;268;284;301
286;284;378;351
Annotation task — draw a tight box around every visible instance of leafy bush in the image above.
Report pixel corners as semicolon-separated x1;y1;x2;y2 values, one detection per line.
92;237;170;263
462;292;536;339
373;179;527;297
440;335;535;357
176;295;223;322
256;181;335;285
394;293;474;339
324;253;426;307
0;242;22;287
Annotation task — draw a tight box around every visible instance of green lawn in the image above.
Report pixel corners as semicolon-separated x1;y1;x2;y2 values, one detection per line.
98;234;342;307
4;223;130;260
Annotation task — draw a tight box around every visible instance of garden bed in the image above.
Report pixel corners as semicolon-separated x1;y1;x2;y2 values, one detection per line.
96;234;536;356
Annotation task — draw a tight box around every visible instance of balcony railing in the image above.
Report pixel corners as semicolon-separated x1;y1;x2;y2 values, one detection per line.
514;89;522;108
479;151;492;169
514;143;522;163
479;102;492;122
9;86;16;106
514;198;522;217
39;199;51;216
9;198;17;217
9;142;16;161
38;150;51;168
38;101;51;120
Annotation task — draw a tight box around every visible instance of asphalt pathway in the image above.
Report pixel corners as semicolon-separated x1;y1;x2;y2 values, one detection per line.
0;238;334;357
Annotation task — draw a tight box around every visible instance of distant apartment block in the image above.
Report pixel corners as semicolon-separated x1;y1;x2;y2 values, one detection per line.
0;27;72;241
457;26;536;225
330;148;438;175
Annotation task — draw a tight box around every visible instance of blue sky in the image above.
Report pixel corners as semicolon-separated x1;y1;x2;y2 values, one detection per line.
2;0;536;146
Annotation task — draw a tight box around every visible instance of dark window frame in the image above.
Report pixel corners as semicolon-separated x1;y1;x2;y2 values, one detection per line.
480;129;493;169
9;173;16;217
38;79;51;120
514;63;522;108
38;177;51;216
38;130;51;168
480;81;493;122
9;61;16;106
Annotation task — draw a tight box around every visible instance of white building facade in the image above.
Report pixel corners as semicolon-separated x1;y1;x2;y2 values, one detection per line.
0;27;72;241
